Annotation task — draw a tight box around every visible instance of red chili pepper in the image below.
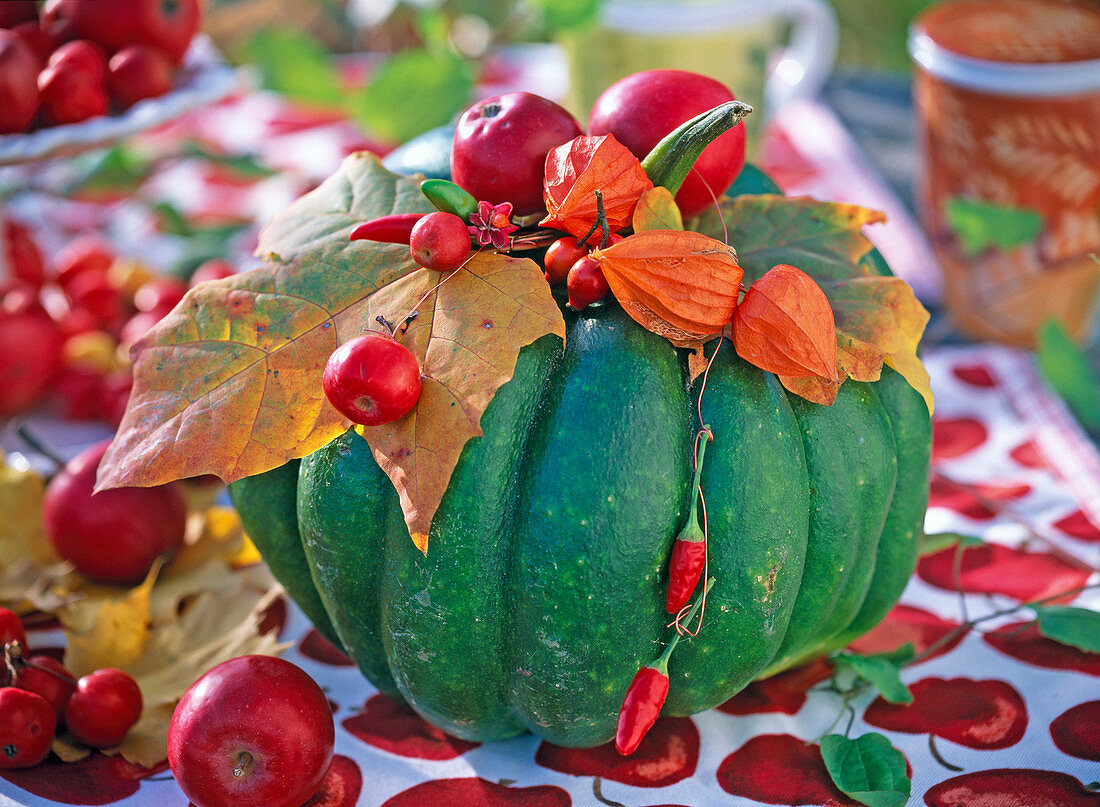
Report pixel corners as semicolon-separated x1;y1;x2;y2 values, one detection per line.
349;213;426;244
616;577;714;756
666;428;710;614
615;662;670;756
666;532;706;614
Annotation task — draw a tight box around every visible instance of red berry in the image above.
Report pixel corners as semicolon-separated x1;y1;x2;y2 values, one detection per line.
543;236;588;286
0;2;39;28
64;668;142;748
322;332;421;426
0;296;64;417
0;688;55;768
409;212;471;272
13;656;77;720
168;656;334;807
65;271;125;328
566;256;610;310
11;22;55;67
0;608;26;650
42;439;188;583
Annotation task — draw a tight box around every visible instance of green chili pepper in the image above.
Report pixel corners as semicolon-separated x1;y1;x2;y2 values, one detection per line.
640;101;753;198
420;179;478;221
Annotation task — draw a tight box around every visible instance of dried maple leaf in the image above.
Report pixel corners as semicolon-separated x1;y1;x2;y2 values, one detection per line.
633;186;683;232
355;251;566;553
733;264;838;381
96;155;566;554
541;135;653;241
594;229;743;340
700;194;933;411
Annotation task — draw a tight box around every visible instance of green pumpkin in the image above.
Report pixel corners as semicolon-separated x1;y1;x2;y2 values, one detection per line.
229;164;932;748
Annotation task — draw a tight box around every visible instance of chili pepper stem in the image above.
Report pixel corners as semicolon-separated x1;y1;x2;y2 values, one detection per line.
687;426;711;525
654;577;715;674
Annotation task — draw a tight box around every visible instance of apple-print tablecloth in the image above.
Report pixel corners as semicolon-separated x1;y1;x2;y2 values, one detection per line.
1;71;1098;807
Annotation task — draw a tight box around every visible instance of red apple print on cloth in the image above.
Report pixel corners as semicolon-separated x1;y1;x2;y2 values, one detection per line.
985;620;1100;675
952;364;997;388
864;677;1027;749
342;694;480;760
0;753;139;805
381;777;571;806
917;543;1090;602
535;717;698;787
716;733;862;806
1051;700;1100;761
1053;509;1100;543
923;768;1100;806
932;417;988;461
302;755;363;807
299;629;355;666
1009;439;1048;469
847;605;967;663
717;658;833;715
257;595;288;637
927;477;1031;521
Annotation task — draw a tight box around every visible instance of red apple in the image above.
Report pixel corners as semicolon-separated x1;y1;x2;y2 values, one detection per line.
716;733;861;806
846;604;966;663
301;756;362;807
1050;700;1100;761
43;0;200;65
717;658;833;716
168;655;335;807
11;22;54;67
322;332;422;427
588;69;746;218
924;769;1100;807
863;677;1027;749
342;694;479;760
984;620;1100;675
108;44;173;109
298;629;354;667
0;752;140;804
535;716;699;788
451;92;583;216
42;439;187;584
917;543;1090;603
0;29;39;133
382;777;571;807
37;40;109;125
931;416;988;460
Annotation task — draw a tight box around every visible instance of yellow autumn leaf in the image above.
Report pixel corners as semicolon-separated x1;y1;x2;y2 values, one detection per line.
61;560;163;676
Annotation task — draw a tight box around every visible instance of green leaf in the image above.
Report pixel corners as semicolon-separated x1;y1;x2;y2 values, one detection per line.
180;143;276;180
1036;318;1100;432
820;733;911;807
348;49;473;145
65;145;153;197
242;28;343;107
945;197;1042;256
1034;605;1100;652
834;646;914;704
527;0;602;30
919;531;984;556
151;202;194;237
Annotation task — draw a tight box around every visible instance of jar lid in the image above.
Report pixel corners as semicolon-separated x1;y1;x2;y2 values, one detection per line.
909;0;1100;96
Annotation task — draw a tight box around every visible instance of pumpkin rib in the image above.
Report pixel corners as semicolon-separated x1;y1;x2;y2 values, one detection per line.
377;333;564;742
664;340;812;716
823;365;932;651
506;303;691;747
762;379;898;675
